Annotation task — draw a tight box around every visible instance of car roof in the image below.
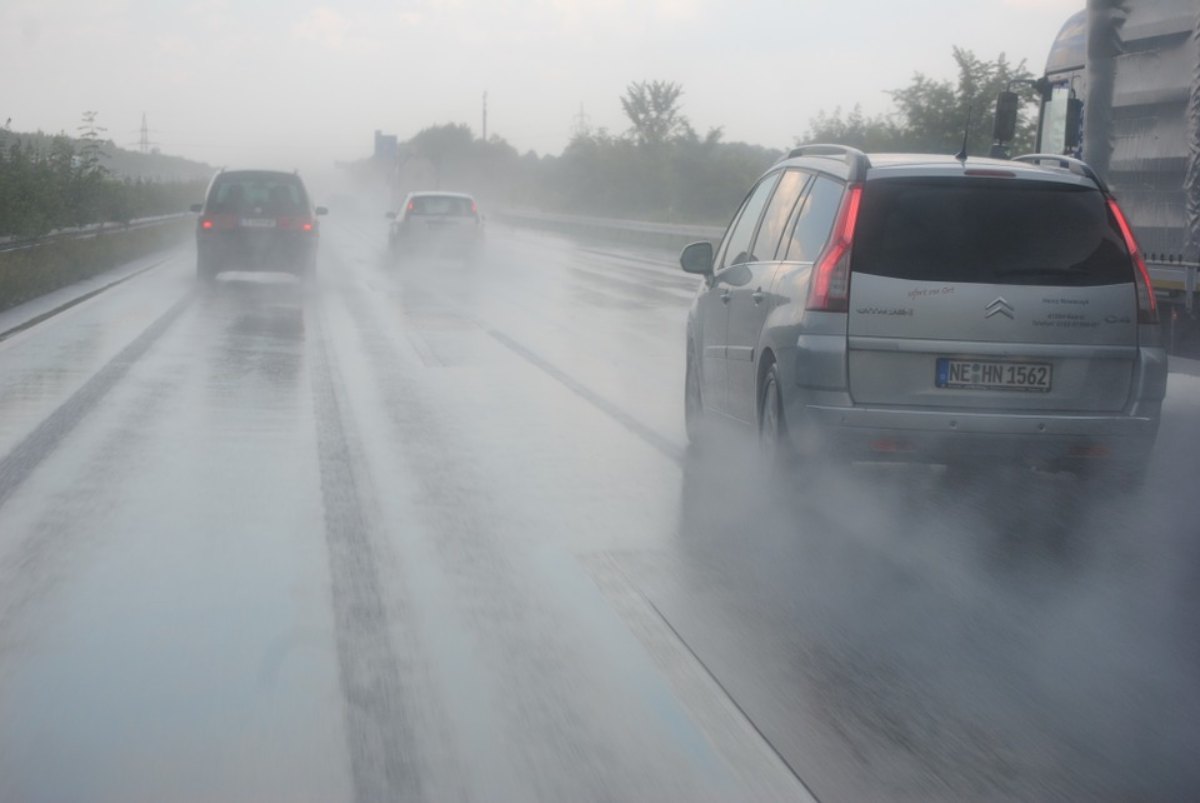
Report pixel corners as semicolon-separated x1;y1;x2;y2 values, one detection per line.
215;169;304;181
406;191;476;200
774;149;1102;190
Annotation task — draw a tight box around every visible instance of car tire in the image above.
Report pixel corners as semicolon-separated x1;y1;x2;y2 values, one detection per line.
684;345;706;447
758;362;793;470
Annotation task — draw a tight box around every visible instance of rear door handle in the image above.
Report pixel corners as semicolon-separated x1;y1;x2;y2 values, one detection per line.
752;288;765;304
720;289;732;304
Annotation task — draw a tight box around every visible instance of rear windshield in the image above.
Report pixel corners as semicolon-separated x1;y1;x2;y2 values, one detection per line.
851;178;1133;286
208;173;308;216
409;196;475;216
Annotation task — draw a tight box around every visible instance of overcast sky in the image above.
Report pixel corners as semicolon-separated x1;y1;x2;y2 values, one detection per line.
1;0;1082;172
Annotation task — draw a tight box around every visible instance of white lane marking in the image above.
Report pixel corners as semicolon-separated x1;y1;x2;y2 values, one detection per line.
584;552;821;803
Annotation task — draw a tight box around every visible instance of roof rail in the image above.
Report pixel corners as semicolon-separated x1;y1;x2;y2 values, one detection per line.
785;144;871;181
1012;153;1107;192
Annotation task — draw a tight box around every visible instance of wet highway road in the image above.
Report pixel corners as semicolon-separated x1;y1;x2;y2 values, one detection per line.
0;216;1197;801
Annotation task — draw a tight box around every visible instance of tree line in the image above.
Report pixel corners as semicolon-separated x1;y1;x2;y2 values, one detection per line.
0;114;209;240
3;47;1038;238
360;47;1038;225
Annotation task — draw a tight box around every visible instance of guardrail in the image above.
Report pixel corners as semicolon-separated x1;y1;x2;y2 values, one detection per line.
493;209;724;252
0;213;192;255
0;213;192;313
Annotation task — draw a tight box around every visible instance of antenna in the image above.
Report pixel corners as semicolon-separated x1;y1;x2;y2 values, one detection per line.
955;105;972;164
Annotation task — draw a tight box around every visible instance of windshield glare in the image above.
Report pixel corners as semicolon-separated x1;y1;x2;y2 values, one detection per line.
0;2;1196;801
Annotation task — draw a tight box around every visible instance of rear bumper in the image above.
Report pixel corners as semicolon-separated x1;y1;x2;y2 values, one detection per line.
393;222;481;246
198;232;317;272
777;335;1164;466
793;401;1160;465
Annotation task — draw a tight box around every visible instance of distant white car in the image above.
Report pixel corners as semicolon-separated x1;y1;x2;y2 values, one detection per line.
387;191;482;259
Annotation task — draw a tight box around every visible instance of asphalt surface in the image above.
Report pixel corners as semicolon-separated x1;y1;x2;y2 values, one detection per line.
0;215;1197;802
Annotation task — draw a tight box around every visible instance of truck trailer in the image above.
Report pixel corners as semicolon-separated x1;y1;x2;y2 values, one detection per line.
997;0;1200;352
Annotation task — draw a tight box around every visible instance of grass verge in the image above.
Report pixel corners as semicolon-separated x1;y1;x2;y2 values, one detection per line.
0;219;191;313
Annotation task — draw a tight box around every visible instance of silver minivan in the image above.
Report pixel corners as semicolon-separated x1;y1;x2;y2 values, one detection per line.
681;145;1167;484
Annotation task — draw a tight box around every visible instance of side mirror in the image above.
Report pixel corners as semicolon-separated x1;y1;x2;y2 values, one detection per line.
385;211;397;220
680;241;714;275
315;206;329;216
189;203;203;213
1064;97;1083;150
992;91;1019;144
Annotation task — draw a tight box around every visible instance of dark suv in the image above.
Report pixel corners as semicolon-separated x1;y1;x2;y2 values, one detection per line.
192;170;327;281
680;145;1167;484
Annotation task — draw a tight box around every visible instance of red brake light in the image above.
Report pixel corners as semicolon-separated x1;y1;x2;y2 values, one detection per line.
1107;198;1158;324
302;220;314;232
807;184;863;312
471;201;478;214
201;218;214;230
407;201;415;212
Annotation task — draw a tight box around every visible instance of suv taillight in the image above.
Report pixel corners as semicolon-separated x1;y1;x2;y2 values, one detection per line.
275;217;316;232
806;184;862;312
1107;198;1158;325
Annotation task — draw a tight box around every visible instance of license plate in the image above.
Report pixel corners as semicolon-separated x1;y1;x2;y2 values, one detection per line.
936;358;1052;392
240;217;277;228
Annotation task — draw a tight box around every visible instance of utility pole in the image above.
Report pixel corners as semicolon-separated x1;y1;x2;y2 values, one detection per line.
482;91;488;142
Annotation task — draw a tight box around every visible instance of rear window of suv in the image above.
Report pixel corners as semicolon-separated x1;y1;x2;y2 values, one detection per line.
409;196;475;216
209;173;309;216
851;177;1134;286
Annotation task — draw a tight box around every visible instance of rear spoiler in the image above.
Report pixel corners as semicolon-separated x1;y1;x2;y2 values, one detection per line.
1012;154;1109;193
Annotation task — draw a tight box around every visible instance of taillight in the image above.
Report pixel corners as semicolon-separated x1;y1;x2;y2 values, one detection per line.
1107;198;1158;324
407;201;415;212
471;201;478;215
275;217;315;232
807;184;863;312
201;218;214;230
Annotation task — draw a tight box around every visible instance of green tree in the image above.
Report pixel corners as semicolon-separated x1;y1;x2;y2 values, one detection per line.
620;80;689;147
889;48;1037;156
0;125;205;237
803;48;1039;157
803;105;906;151
76;110;109;177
